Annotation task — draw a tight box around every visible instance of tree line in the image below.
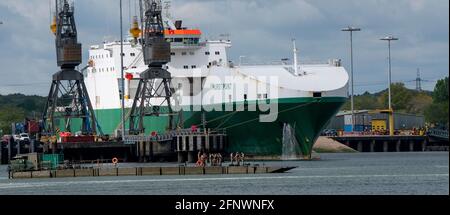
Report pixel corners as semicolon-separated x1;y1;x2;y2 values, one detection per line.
0;94;46;135
342;77;449;128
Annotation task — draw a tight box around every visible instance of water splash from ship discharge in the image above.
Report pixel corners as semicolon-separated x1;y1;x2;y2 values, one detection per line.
281;123;302;160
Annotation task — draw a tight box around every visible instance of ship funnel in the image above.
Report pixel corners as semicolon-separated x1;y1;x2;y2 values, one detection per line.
175;20;182;29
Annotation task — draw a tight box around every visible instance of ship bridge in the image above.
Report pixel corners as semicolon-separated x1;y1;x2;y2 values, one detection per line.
164;19;203;50
165;29;202;49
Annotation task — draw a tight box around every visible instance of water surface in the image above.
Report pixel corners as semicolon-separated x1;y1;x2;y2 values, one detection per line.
0;152;448;195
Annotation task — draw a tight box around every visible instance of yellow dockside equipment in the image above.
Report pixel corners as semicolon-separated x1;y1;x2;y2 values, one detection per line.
369;109;395;136
371;119;387;131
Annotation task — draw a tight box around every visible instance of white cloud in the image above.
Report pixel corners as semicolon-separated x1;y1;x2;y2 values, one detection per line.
409;0;426;12
0;0;50;28
0;0;448;95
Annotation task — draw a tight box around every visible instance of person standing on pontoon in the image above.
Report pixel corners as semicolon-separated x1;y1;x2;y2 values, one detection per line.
230;152;234;166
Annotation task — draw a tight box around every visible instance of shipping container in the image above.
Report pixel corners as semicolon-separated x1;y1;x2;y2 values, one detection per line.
42;154;64;170
344;125;353;132
325;111;425;131
344;115;353;125
27;120;40;134
354;125;365;132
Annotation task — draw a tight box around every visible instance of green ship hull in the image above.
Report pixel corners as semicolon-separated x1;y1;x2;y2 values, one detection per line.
59;97;346;157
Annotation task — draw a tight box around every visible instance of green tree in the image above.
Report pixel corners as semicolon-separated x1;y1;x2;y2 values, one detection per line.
407;92;433;115
18;98;37;112
341;84;433;115
0;106;26;134
424;102;449;125
433;77;449;102
380;83;413;111
342;91;383;110
425;77;449;126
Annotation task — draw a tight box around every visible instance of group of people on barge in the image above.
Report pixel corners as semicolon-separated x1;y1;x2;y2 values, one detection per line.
195;151;246;167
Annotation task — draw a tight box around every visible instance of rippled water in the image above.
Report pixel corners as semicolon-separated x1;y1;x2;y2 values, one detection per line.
0;152;448;195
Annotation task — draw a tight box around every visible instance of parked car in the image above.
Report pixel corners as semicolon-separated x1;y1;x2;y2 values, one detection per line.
321;129;338;137
13;133;30;142
19;133;30;141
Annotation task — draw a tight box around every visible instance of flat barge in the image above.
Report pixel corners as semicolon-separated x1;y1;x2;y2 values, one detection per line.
9;166;297;179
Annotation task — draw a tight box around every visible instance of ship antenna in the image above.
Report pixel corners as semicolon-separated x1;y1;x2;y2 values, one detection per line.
164;1;172;19
292;39;299;76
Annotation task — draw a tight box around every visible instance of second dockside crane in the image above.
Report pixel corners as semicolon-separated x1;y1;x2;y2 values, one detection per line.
128;0;176;135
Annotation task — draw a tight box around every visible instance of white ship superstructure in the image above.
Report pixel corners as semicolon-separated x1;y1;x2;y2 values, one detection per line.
85;25;348;110
84;17;349;156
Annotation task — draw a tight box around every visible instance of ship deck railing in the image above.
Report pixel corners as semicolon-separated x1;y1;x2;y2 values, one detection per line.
123;128;227;144
238;60;336;67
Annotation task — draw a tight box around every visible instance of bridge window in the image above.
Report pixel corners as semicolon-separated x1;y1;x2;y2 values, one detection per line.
183;65;189;69
215;51;220;55
191;65;197;69
170;52;176;56
313;92;322;98
130;53;135;57
189;52;195;55
205;51;210;55
183;38;199;45
182;52;187;56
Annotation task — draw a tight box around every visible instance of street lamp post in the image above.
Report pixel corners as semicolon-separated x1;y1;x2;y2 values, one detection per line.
342;26;361;132
120;0;126;140
380;36;399;136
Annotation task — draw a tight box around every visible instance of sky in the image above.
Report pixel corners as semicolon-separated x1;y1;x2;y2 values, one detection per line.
0;0;448;96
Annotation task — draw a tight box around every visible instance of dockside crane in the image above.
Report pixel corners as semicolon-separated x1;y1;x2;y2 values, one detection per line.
42;0;100;136
128;0;176;135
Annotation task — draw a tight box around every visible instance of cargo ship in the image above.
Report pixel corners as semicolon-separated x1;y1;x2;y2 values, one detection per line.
82;13;349;158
